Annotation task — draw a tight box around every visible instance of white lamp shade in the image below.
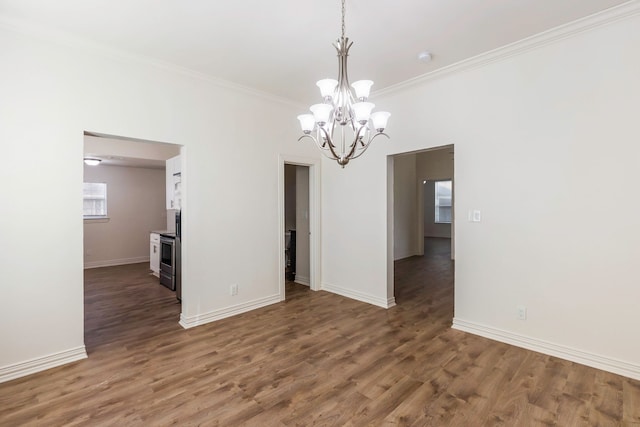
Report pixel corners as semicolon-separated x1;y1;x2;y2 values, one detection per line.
316;79;338;98
370;111;391;131
310;104;333;124
297;114;316;132
352;102;375;123
351;80;373;99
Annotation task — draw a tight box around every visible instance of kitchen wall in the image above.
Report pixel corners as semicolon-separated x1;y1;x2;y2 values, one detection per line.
322;9;640;379
0;20;318;381
83;164;166;268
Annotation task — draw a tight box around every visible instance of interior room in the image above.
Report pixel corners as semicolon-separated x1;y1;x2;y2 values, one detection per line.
1;0;639;424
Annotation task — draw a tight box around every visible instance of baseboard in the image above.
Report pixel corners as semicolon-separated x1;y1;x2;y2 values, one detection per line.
294;275;310;286
322;282;396;309
179;294;281;329
452;318;640;381
84;256;149;269
394;253;418;261
0;346;87;384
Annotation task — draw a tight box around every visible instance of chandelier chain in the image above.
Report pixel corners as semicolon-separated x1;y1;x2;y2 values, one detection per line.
341;0;346;39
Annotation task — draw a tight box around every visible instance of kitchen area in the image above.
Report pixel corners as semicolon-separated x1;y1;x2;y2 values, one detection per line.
150;154;182;301
83;134;183;304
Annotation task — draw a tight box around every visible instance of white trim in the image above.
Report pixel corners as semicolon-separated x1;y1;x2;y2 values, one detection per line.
452;318;640;381
294;275;310;286
375;0;640;98
0;346;87;384
386;157;396;310
83;217;110;223
322;282;396;309
84;256;149;269
0;16;302;110
179;295;280;329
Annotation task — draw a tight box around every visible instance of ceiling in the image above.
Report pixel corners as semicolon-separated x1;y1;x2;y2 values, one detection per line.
0;0;630;104
84;134;180;169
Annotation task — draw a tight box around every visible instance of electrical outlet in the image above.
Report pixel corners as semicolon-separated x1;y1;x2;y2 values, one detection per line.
517;305;527;320
230;284;238;296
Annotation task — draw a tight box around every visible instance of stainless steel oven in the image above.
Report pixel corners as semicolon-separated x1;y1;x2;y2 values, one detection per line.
159;234;176;290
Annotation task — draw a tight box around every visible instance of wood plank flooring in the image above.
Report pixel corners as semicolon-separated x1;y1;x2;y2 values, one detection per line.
1;238;639;426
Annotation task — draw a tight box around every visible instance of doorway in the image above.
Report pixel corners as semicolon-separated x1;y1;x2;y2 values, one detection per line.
278;155;321;300
389;145;454;304
83;132;184;352
284;164;310;287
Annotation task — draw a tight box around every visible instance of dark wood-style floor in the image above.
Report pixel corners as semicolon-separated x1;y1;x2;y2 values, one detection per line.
1;238;639;426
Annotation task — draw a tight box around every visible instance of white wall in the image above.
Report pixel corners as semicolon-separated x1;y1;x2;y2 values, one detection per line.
322;155;392;308
322;11;640;379
393;154;417;260
83;164;166;268
0;22;318;380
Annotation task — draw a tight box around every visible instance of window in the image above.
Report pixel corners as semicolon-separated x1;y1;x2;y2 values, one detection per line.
434;180;452;224
83;182;107;218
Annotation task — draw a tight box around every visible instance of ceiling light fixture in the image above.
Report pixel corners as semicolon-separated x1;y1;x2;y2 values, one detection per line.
297;0;390;168
84;158;101;166
418;51;433;63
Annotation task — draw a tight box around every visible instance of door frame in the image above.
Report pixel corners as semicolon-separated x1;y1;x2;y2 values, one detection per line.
387;145;455;302
278;155;321;300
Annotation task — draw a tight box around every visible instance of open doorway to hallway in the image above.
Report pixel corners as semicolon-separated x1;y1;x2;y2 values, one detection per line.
284;164;310;299
279;156;320;300
390;145;454;306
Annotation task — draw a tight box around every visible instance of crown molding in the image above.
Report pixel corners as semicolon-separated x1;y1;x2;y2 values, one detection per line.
0;15;302;109
1;1;637;108
375;0;640;98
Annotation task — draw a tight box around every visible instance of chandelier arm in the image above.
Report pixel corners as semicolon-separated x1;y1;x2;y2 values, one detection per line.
332;37;354;127
299;133;344;161
298;134;327;154
350;132;390;160
343;123;367;160
297;133;318;145
321;127;342;160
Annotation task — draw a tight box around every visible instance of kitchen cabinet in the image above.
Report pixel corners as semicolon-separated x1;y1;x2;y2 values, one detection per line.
166;155;182;210
150;232;160;277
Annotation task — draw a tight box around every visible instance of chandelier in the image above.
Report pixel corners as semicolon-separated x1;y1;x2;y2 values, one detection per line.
297;0;390;167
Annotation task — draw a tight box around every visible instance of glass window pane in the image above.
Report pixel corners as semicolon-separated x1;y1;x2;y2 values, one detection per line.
435;180;452;224
83;182;107;217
